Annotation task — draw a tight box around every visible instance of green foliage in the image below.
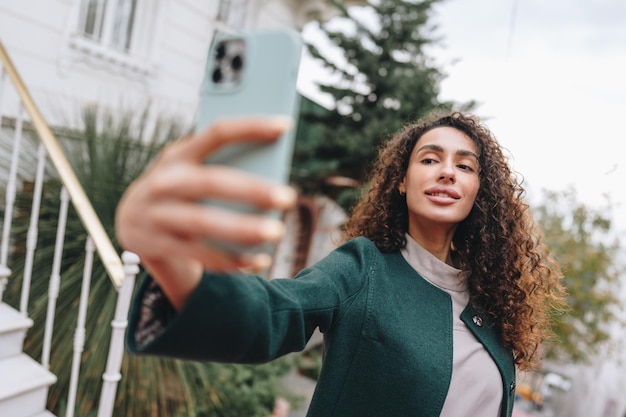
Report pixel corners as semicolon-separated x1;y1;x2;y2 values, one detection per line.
4;105;294;416
533;188;623;362
292;0;475;209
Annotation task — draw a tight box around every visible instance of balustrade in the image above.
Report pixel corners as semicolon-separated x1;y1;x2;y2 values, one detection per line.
0;39;138;417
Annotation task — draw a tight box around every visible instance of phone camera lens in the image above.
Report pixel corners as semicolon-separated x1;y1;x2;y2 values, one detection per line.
231;55;243;71
212;67;223;83
216;43;226;60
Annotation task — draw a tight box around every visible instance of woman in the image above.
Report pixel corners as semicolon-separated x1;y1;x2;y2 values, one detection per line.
116;111;566;417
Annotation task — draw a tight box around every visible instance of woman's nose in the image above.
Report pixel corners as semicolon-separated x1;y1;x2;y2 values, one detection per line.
439;163;456;183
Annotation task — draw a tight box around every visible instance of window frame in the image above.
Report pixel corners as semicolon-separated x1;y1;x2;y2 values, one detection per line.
67;0;161;77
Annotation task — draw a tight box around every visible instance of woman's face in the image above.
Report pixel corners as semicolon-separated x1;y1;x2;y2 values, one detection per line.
399;126;480;236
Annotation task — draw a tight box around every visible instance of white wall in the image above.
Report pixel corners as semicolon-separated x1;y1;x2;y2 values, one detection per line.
0;0;332;130
0;0;203;127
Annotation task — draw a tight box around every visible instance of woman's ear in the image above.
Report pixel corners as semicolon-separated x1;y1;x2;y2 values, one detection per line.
398;181;406;196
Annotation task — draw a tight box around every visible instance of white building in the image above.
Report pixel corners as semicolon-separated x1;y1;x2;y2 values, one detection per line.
0;0;339;128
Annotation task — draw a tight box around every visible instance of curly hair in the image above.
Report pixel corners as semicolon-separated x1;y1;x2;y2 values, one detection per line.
343;110;566;370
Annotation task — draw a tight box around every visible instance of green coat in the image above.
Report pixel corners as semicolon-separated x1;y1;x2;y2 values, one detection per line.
127;237;516;417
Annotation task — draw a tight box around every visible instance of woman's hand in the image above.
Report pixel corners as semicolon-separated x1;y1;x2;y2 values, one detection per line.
269;398;291;417
115;117;297;309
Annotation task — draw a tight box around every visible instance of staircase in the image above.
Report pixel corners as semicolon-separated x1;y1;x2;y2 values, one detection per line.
0;38;144;417
0;302;56;417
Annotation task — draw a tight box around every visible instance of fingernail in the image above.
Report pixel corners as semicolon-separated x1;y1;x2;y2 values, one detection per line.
271;186;297;209
259;219;285;241
251;253;273;271
267;115;294;131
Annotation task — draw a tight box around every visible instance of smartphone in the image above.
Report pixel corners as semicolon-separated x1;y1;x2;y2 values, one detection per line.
195;29;303;253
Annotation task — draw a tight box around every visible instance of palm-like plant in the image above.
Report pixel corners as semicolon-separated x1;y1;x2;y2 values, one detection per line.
4;105;293;416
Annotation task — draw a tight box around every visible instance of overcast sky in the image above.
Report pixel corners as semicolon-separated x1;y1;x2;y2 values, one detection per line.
298;0;626;235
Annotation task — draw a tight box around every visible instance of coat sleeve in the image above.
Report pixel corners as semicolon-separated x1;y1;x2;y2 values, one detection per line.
125;238;373;363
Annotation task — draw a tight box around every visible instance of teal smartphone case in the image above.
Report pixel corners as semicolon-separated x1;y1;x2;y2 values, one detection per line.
195;29;303;189
194;29;303;254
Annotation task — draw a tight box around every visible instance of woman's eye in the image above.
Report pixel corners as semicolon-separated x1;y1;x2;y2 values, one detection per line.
421;158;437;165
458;164;477;172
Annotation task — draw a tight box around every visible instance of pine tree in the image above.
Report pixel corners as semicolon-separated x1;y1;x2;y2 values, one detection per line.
292;0;474;209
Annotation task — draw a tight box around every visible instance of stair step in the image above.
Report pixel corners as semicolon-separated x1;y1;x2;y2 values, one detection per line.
0;353;57;417
0;302;33;359
30;411;56;417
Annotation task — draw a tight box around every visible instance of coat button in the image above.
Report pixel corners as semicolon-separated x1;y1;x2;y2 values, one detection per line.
472;315;483;327
509;381;516;395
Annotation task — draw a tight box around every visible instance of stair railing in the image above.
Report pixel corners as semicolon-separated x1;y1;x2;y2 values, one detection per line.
0;39;139;417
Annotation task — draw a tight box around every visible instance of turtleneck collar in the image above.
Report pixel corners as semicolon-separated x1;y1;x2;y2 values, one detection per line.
400;233;469;293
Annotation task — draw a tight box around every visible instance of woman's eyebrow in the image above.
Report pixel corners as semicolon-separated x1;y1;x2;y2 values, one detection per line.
458;149;480;161
416;144;479;161
416;144;443;154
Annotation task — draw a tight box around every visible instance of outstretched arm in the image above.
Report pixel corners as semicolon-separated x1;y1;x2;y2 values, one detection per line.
115;117;297;310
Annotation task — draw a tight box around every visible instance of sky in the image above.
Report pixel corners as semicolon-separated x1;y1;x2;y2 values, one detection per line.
297;0;626;236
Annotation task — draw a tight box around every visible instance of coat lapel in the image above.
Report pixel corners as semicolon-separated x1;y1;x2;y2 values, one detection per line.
461;305;516;417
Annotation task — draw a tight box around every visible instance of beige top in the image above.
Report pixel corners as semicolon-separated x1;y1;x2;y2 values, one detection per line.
401;234;502;417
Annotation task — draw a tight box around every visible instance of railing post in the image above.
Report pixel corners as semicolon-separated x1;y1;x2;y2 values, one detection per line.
97;251;140;417
20;142;47;315
66;237;96;417
0;265;9;302
0;104;24;301
0;68;5;300
0;66;5;123
42;186;70;369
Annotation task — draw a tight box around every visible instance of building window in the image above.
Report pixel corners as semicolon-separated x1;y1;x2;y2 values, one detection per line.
111;0;138;51
68;0;160;76
81;0;104;40
78;0;139;52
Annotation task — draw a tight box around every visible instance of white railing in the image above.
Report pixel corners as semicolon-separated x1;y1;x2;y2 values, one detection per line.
0;40;139;417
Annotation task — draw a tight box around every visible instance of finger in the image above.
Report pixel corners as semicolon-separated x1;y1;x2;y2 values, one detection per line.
138;232;259;273
146;164;297;211
177;117;293;163
149;201;286;247
121;204;280;273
